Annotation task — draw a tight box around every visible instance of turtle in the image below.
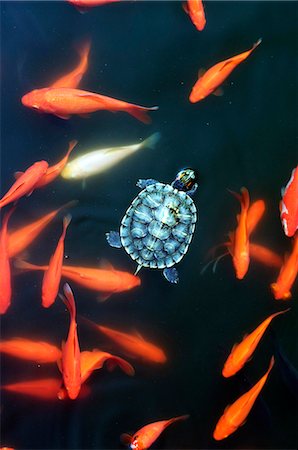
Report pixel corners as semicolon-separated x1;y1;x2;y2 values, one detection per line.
106;168;198;284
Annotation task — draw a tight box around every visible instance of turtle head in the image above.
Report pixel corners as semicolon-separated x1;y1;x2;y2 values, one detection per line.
172;168;198;192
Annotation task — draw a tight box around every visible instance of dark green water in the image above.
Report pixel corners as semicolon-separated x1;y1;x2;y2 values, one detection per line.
1;1;297;449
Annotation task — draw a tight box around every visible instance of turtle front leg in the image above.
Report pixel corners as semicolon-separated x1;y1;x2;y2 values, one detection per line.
136;179;159;189
106;231;122;248
187;183;198;197
163;267;179;284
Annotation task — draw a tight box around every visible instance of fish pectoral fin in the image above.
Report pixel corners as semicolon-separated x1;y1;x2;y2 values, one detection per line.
79;113;91;119
55;113;71;120
14;171;24;180
120;433;133;446
56;357;63;373
133;329;145;341
98;259;115;271
213;87;224;97
97;292;112;302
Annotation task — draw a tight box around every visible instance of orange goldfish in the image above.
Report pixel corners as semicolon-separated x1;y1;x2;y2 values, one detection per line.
59;284;81;400
189;39;262;103
0;161;48;209
121;415;189;450
222;309;289;377
42;216;71;308
68;0;121;11
21;87;158;123
214;357;274;440
15;259;141;298
0;208;15;315
280;166;298;237
0;338;61;363
228;187;250;279
51;41;91;89
271;234;298;300
82;319;167;364
7;200;76;258
183;0;206;31
2;377;62;400
80;349;135;383
249;243;283;268
35;141;78;188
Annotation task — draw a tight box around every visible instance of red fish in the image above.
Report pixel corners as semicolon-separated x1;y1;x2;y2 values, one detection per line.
0;338;61;363
189;39;262;103
183;0;206;31
15;259;141;298
0;161;48;209
59;284;81;399
213;357;274;440
280;166;298;237
42;216;71;308
51;41;91;89
0;208;15;315
121;415;189;450
7;201;76;258
21;87;158;123
2;377;62;400
82;319;167;364
222;309;289;377
271;234;298;300
249;243;283;268
228;187;250;279
35;141;78;188
68;0;121;12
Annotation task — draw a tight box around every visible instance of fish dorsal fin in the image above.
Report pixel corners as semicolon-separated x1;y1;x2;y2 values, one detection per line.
281;187;285;197
198;68;206;78
231;342;238;352
98;259;115;271
14;171;24;180
133;329;145;341
182;2;189;15
120;433;133;446
224;404;231;413
55;114;71;120
56;357;63;373
97;292;112;303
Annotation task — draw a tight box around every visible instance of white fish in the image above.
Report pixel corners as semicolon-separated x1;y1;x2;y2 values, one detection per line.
60;132;161;180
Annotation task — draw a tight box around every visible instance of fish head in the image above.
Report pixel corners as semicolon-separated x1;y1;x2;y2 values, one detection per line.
270;283;291;301
213;415;236;441
120;272;141;292
189;85;207;103
60;163;80;179
222;356;236;378
21;88;47;110
234;254;249;280
66;383;81;400
130;435;142;450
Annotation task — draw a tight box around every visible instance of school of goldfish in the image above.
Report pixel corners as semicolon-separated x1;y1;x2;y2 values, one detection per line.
1;1;297;450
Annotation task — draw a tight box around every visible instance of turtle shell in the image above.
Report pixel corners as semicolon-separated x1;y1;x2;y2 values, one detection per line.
120;183;197;269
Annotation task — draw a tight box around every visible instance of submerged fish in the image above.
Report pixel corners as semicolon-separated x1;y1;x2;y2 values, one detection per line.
51;40;91;89
21;87;158;123
7;200;76;258
0;208;15;315
280;166;298;237
0;161;48;209
15;259;141;299
183;0;206;32
0;338;62;363
189;39;262;103
222;309;289;377
121;415;189;450
2;378;62;400
81;318;167;364
61;133;160;180
213;357;274;440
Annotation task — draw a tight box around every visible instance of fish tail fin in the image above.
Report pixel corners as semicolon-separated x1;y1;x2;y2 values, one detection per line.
66;140;78;157
141;132;161;149
77;38;91;59
167;414;190;426
56;200;79;215
60;283;76;320
14;258;41;272
105;356;135;376
240;187;250;211
62;214;72;235
252;38;262;51
1;205;16;232
267;356;275;374
127;106;159;124
270;307;291;321
78;314;99;332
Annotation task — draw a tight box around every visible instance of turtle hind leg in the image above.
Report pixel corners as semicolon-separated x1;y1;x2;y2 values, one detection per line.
106;231;122;248
163;267;179;284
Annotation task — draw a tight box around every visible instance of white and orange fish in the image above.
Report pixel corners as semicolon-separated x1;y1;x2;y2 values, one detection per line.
189;39;262;103
280;166;298;237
